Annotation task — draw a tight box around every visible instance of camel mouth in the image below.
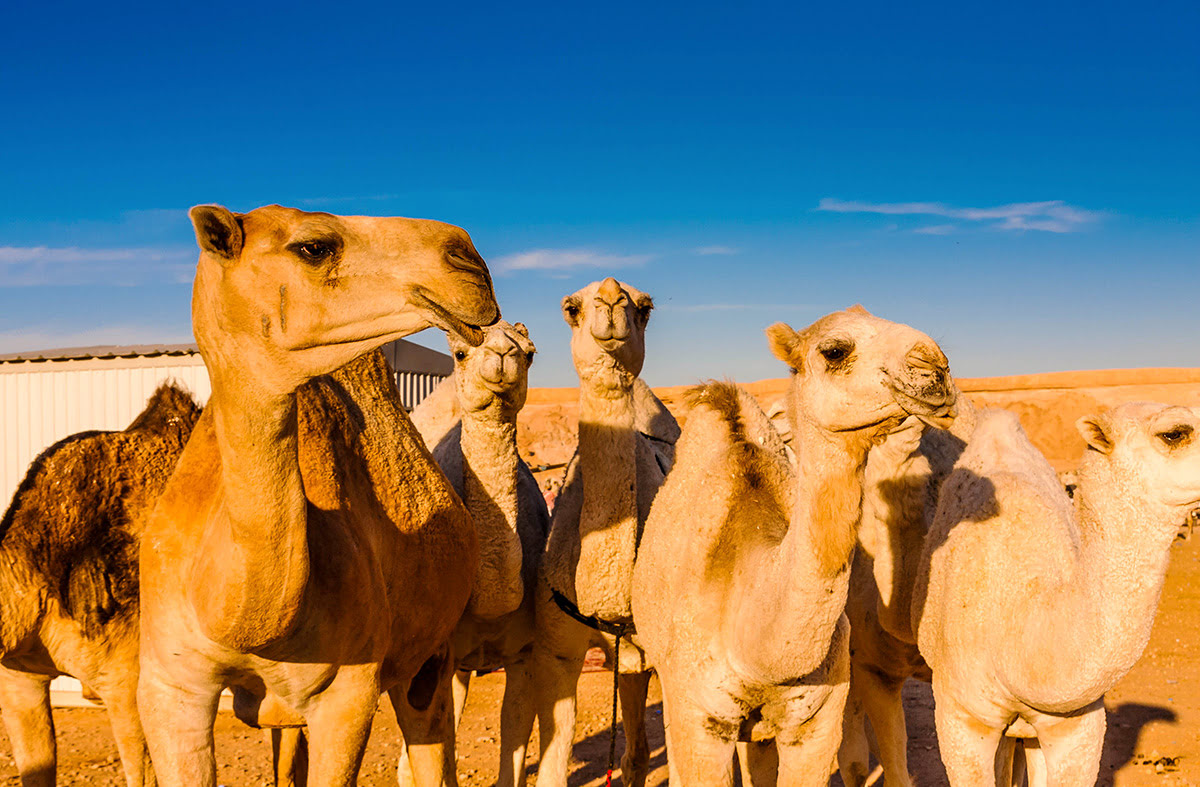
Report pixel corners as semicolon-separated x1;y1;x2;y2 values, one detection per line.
415;292;491;347
596;337;628;353
890;386;957;430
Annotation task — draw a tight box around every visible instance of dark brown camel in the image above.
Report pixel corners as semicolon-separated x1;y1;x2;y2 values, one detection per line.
0;383;201;787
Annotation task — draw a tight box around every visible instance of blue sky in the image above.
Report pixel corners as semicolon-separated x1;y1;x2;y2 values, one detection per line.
2;1;1197;387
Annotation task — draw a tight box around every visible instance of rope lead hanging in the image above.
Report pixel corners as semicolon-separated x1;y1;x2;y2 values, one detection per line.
606;632;621;787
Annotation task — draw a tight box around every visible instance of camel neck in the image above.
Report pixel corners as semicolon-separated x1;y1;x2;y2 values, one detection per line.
791;419;871;578
1028;454;1178;704
187;381;310;650
735;416;869;681
572;380;641;621
459;412;524;620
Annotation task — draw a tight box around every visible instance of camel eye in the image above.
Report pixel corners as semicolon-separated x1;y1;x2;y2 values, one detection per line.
290;239;338;263
1158;425;1193;447
565;305;579;319
525;352;535;365
818;341;853;365
454;351;467;361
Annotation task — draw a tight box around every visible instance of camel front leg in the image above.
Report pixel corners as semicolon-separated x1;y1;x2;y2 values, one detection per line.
270;728;309;787
1030;701;1105;787
391;648;459;787
400;669;471;787
0;669;55;787
452;669;472;729
656;673;737;787
498;653;537;787
737;740;779;787
302;666;380;787
836;669;871;787
137;666;220;787
775;683;849;787
98;679;157;787
931;692;1003;787
852;666;911;787
617;669;652;787
532;634;588;787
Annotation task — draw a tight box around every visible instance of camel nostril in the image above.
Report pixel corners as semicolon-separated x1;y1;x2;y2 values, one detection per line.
906;343;948;373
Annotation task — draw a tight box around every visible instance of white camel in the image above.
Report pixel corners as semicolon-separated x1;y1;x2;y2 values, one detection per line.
914;402;1200;786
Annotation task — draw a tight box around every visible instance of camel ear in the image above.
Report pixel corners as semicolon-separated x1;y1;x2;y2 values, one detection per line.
513;322;529;338
634;295;654;328
846;303;871;316
1077;413;1114;455
766;322;802;371
561;295;583;327
189;205;243;261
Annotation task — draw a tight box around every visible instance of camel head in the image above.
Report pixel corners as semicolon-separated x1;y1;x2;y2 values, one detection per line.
447;320;536;416
562;277;653;391
765;305;956;443
188;204;499;394
1078;402;1200;520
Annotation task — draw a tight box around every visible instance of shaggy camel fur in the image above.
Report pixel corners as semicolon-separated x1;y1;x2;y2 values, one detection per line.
914;403;1200;786
137;204;498;787
632;306;956;787
400;321;550;787
835;403;975;787
534;277;679;787
0;384;200;787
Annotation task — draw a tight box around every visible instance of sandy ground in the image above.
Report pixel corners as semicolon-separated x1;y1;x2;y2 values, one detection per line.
4;531;1199;786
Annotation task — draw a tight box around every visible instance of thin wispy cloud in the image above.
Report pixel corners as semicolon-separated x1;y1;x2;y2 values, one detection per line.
0;324;194;354
491;248;655;274
660;302;816;313
0;246;196;286
817;198;1101;233
913;224;956;235
693;245;740;256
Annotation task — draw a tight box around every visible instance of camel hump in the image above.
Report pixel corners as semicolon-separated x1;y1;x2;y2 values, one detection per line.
683;381;789;461
0;384;203;639
126;382;203;434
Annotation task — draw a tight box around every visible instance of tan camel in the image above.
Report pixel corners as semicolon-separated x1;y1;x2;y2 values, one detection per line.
399;320;550;787
913;402;1200;786
0;384;200;787
137;204;498;787
533;277;679;787
631;306;956;787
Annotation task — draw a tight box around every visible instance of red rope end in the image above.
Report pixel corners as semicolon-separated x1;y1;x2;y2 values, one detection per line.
606;769;613;787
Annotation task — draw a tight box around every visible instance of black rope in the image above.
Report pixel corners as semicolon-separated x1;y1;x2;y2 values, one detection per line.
607;632;621;787
548;587;635;638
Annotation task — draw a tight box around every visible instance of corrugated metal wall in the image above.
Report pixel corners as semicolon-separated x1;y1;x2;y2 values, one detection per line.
396;371;446;411
0;359;212;508
1;355;447;513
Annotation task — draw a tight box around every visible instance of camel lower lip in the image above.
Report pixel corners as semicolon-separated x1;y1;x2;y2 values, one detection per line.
416;292;488;346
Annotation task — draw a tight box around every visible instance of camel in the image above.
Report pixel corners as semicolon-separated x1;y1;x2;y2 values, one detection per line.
399;320;550;787
0;382;201;787
631;306;956;787
533;277;680;787
913;402;1200;786
137;204;499;787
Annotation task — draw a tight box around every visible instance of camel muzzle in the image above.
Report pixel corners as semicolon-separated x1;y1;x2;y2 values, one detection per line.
890;352;957;429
